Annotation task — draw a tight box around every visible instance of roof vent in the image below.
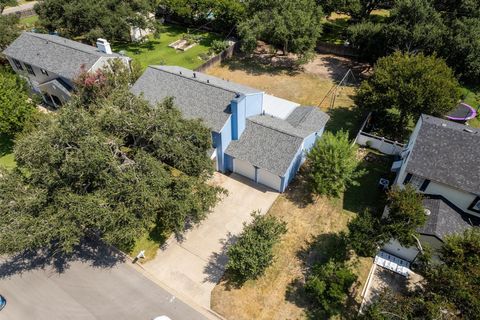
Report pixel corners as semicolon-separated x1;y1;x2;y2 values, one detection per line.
193;72;196;78
441;123;447;127
96;38;112;54
207;79;210;83
464;128;474;133
179;71;182;75
424;209;431;216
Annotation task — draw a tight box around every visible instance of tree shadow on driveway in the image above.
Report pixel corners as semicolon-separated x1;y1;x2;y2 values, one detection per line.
203;232;237;286
0;238;125;280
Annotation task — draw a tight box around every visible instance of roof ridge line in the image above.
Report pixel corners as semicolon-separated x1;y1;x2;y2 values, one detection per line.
249;117;303;140
26;32;108;57
149;66;240;96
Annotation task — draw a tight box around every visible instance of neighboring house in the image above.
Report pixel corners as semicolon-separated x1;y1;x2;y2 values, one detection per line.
3;32;130;107
383;114;480;262
131;65;329;192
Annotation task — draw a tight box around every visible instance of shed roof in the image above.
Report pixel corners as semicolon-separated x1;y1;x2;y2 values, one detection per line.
131;66;236;132
406;115;480;195
3;32;124;80
225;119;304;176
419;197;472;240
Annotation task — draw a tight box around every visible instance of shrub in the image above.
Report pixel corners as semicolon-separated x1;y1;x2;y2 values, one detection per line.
226;212;287;285
347;210;389;257
305;260;357;317
306;130;365;197
209;39;230;54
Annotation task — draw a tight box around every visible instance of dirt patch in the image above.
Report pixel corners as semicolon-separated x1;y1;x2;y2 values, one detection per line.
205;54;358;109
211;177;373;319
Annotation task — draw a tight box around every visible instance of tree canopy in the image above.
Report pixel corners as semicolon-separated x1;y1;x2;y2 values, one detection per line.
306;130;364;198
355;52;460;130
347;0;480;84
0;68;36;137
159;0;245;34
34;0;158;43
0;65;222;256
0;14;21;53
226;212;287;285
0;0;16;14
384;185;426;247
238;0;323;57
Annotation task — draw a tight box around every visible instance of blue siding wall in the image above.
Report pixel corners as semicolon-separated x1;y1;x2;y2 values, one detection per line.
224;153;234;172
280;127;326;192
214;115;233;172
231;95;247;140
245;93;263;117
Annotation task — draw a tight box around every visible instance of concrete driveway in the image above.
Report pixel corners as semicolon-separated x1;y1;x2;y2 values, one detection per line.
143;173;279;308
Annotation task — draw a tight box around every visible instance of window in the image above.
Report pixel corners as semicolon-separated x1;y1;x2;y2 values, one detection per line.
24;63;35;76
468;197;480;213
40;68;49;76
409;175;425;189
12;59;23;70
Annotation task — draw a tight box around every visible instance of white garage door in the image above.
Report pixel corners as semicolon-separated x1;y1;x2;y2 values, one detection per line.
257;168;282;191
233;158;256;180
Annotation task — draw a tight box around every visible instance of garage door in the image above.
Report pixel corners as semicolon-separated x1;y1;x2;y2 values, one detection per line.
233;158;256;180
257;168;282;191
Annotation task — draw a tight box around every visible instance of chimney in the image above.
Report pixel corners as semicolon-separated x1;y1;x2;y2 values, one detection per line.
96;38;112;54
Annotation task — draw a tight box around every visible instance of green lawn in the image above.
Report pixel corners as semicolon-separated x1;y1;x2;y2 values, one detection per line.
113;24;223;71
343;150;394;217
19;15;39;30
0;135;16;170
461;86;480;128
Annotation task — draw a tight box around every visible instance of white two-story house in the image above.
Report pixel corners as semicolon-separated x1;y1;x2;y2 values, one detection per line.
3;32;130;107
383;114;480;262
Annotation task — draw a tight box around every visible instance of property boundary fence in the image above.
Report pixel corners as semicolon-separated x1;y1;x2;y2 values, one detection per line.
194;41;237;72
316;42;358;58
354;112;405;155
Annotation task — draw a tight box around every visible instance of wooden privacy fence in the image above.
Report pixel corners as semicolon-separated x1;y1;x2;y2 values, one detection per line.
316;42;359;58
194;41;237;72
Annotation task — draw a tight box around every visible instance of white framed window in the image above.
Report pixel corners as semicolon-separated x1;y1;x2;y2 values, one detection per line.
409;175;425;189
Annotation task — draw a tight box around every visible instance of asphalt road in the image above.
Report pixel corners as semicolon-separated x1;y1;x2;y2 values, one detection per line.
0;252;210;320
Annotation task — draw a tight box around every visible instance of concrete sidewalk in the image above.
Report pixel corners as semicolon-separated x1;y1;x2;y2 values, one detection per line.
143;173;279;308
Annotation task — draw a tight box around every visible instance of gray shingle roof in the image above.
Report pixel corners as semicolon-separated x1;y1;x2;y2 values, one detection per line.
286;106;330;136
249;107;329;139
406;115;480;195
155;66;262;95
3;32;124;80
225;120;304;176
419;198;472;240
131;66;236;132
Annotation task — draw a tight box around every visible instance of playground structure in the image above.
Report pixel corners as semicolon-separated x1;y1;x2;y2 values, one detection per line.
317;68;357;110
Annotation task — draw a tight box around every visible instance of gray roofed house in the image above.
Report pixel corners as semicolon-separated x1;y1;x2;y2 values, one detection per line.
225;120;304;176
405;115;480;195
131;65;330;192
3;32;124;80
419;197;472;241
130;66;236;132
286;107;331;137
3;32;129;107
154;65;262;95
